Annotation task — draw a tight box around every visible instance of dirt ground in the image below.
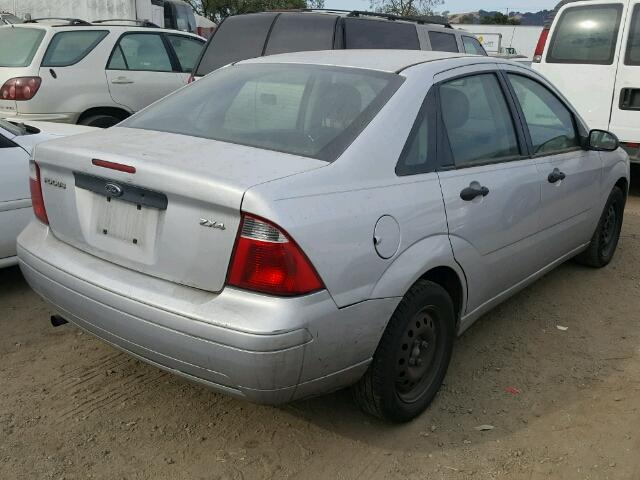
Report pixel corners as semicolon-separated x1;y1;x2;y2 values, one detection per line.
2;173;640;480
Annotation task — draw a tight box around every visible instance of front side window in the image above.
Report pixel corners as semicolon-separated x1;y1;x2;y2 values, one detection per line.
508;74;579;155
108;34;173;72
123;64;403;161
0;28;45;67
265;13;337;55
42;30;108;67
429;31;459;52
167;35;204;72
547;4;623;65
463;36;487;55
626;5;640;65
195;13;278;75
344;18;420;49
440;74;519;166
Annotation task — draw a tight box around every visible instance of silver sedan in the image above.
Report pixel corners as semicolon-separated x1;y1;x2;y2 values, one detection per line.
17;51;630;422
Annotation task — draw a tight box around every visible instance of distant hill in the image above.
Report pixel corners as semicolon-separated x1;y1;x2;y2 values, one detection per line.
449;9;551;26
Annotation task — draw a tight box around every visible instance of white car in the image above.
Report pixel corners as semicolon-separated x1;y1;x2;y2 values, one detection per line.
0;119;93;267
533;0;640;163
0;19;205;127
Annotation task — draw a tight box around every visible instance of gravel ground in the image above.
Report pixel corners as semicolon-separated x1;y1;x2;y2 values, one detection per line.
1;172;639;480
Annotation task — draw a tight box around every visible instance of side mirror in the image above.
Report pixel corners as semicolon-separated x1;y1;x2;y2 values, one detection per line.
587;129;619;152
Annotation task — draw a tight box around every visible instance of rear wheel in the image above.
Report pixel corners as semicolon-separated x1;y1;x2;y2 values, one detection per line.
78;114;122;128
352;280;455;422
575;186;625;268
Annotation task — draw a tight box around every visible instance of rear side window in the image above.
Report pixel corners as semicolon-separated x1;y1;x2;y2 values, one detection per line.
108;34;173;72
440;74;519;166
195;13;277;75
167;35;204;72
547;4;623;65
429;31;459;53
0;28;45;67
42;30;108;67
626;5;640;65
265;13;337;55
508;74;579;155
462;36;486;55
344;18;419;49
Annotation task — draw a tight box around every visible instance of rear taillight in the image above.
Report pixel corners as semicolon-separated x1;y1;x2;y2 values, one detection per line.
187;74;195;84
1;77;41;101
227;214;324;296
29;161;48;225
533;28;550;63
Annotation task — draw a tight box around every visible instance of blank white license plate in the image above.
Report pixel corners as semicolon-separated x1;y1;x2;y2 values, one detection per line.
96;197;151;246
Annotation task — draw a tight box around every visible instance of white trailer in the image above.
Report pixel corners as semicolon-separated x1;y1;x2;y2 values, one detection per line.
0;0;195;32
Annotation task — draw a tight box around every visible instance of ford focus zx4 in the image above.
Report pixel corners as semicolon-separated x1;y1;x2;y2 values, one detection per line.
18;50;630;422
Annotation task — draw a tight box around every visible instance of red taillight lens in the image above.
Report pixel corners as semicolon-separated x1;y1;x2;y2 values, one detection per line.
29;161;49;225
0;77;41;101
187;74;195;84
533;28;550;63
227;214;324;296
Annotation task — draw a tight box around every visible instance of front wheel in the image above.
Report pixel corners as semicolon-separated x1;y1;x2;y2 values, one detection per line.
575;186;625;268
352;280;455;422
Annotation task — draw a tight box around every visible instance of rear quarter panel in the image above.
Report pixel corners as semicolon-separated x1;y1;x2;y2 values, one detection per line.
242;67;459;309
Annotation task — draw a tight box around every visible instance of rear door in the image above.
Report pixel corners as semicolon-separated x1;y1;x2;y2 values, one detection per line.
539;1;625;131
105;32;184;112
610;2;640;151
0;130;31;260
434;66;543;313
504;68;602;262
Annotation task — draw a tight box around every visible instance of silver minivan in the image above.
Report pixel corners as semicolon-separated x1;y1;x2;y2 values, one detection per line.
17;51;630;422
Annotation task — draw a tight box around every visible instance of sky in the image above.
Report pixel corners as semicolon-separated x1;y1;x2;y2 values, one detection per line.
323;0;559;14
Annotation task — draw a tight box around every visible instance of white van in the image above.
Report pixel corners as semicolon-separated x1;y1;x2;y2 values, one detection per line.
533;0;640;163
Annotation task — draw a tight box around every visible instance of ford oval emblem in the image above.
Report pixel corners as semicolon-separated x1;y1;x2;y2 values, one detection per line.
104;183;123;197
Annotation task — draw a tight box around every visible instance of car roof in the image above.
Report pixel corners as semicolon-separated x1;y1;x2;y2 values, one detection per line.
239;49;488;73
7;22;201;37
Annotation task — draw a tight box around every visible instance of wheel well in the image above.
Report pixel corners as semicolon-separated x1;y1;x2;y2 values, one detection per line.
420;267;464;321
77;107;131;124
615;177;629;197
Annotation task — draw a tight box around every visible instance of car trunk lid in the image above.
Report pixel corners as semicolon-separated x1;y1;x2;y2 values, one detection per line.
34;127;325;292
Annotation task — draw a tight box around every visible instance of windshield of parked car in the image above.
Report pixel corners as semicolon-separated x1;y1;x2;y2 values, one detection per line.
123;63;403;161
0;27;45;67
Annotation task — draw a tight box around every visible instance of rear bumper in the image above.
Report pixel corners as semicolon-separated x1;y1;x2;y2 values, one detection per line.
17;221;399;404
621;143;640;164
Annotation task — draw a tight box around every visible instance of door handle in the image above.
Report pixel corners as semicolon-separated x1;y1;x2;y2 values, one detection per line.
111;77;134;85
460;183;490;201
547;168;566;183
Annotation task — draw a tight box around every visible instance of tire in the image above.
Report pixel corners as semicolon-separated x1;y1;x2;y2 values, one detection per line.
352;280;455;422
575;186;625;268
78;114;122;128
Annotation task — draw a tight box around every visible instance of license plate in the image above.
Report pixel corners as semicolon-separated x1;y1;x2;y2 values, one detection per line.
96;197;149;246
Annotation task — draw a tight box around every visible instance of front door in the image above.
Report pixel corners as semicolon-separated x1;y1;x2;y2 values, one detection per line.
105;32;184;113
504;69;603;262
434;68;543;314
610;2;640;148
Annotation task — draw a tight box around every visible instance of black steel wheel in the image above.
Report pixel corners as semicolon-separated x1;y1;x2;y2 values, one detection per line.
575;186;625;268
353;280;455;422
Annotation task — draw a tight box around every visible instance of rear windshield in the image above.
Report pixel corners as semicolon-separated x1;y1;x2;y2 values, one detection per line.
124;64;403;161
195;13;277;75
547;4;623;65
264;13;337;56
344;18;420;49
0;27;45;67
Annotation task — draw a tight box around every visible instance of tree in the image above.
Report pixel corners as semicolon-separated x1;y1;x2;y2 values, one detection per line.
187;0;325;22
368;0;444;17
480;12;521;25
